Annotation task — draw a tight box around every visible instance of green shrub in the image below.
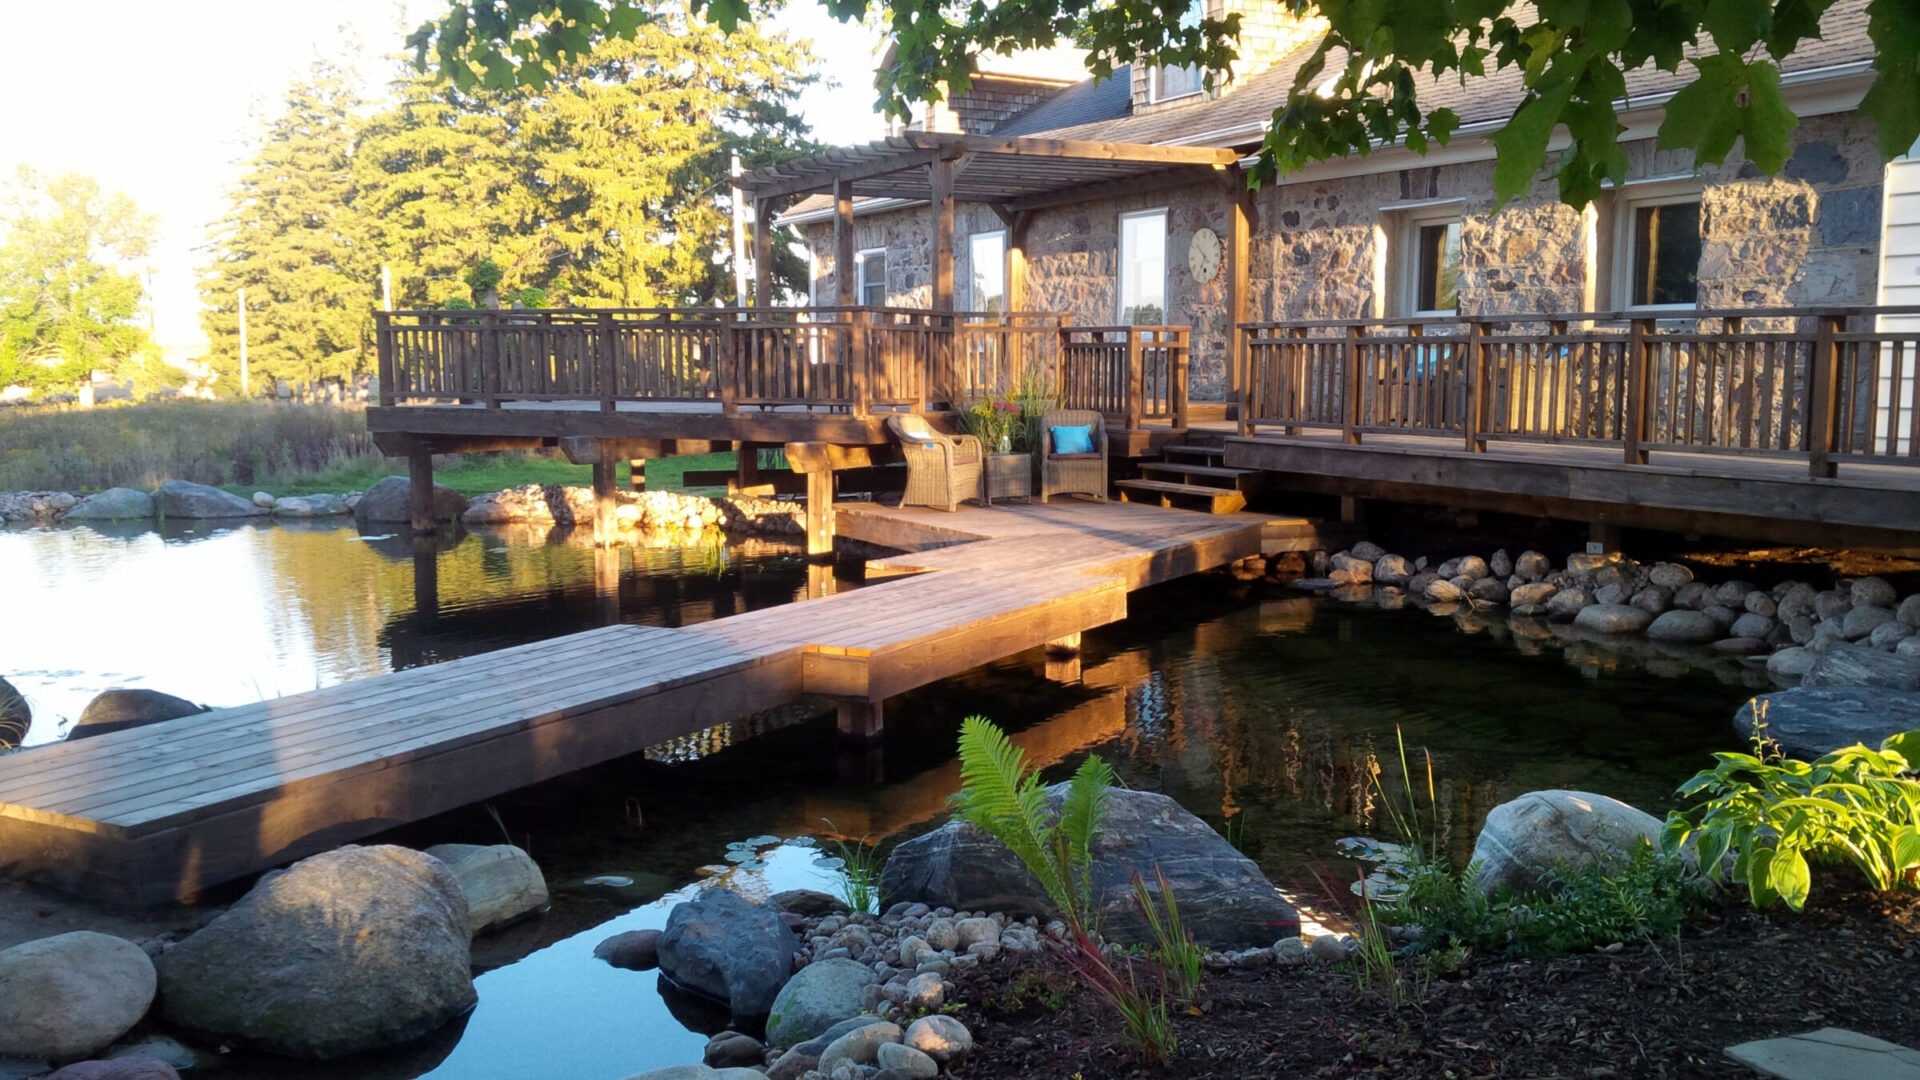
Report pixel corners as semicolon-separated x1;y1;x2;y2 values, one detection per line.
1661;728;1920;910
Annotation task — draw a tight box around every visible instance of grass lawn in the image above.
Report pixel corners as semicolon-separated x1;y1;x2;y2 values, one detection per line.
225;450;741;498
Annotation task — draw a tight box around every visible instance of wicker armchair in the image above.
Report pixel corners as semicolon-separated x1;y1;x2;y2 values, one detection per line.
886;414;983;512
1038;408;1108;503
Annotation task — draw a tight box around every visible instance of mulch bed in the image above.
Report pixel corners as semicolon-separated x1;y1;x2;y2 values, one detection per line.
946;890;1920;1078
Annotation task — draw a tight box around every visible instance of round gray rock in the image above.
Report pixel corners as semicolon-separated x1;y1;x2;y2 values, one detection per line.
1470;790;1668;896
0;931;156;1062
0;674;30;749
1729;612;1776;640
657;887;800;1020
595;929;662;970
1801;644;1920;691
68;688;207;741
1645;610;1721;643
423;843;548;935
880;786;1299;949
61;487;155;521
1736;687;1920;758
155;845;475;1058
152;479;268;519
1574;604;1652;635
1853;576;1899;609
1767;647;1818;681
1648;562;1692;589
817;1021;903;1076
765;958;878;1048
353;476;470;525
904;1014;973;1065
1514;551;1551;581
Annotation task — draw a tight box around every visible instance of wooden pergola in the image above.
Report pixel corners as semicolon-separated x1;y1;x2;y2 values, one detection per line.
735;130;1254;329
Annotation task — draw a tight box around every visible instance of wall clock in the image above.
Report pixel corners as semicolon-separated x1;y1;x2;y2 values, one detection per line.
1188;226;1222;284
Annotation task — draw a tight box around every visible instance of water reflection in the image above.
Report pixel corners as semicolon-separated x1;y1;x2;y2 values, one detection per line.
0;521;827;745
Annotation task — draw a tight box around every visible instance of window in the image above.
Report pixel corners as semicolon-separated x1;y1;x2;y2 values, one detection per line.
1119;209;1168;324
969;231;1007;312
1383;201;1465;316
855;249;887;307
1629;201;1701;307
1150;0;1206;102
1413;221;1463;314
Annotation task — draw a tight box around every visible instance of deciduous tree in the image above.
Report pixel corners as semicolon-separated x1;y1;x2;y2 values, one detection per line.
409;0;1920;208
0;169;155;395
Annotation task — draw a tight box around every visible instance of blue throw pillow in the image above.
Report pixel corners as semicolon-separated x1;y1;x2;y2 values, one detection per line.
1050;424;1094;455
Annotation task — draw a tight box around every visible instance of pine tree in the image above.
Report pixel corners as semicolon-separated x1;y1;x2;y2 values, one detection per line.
200;63;373;391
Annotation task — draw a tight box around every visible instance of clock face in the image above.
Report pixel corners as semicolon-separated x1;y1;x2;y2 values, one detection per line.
1188;227;1222;284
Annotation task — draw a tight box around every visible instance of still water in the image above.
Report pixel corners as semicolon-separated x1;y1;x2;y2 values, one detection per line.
0;519;1760;1078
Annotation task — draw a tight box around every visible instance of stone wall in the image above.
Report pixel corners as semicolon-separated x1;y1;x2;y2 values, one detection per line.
800;112;1885;403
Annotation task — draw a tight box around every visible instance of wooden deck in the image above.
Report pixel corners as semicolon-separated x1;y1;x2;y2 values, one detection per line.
1226;430;1920;547
0;499;1292;905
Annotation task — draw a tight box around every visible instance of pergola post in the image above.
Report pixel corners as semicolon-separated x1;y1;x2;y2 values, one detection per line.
1229;185;1254;428
835;178;857;307
753;198;774;307
1008;209;1030;379
929;154;956;313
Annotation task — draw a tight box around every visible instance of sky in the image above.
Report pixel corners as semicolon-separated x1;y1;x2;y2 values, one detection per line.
0;0;888;357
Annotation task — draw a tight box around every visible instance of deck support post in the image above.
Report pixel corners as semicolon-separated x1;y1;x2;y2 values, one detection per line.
786;442;873;562
593;546;621;623
407;446;437;535
1588;521;1622;552
1338;496;1364;525
734;443;768;494
1045;654;1083;685
836;699;885;744
410;534;440;623
628;460;646;492
592;458;619;547
1046;632;1082;656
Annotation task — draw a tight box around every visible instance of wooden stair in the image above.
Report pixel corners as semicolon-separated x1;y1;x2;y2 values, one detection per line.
1114;443;1262;514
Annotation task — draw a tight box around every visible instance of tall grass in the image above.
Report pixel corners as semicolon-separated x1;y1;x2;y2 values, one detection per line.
0;400;378;491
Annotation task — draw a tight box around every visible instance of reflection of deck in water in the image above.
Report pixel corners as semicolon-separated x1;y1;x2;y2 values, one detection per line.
0;500;1316;904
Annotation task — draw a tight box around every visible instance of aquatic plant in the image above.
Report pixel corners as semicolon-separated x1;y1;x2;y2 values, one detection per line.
816;820;883;914
1662;724;1920;910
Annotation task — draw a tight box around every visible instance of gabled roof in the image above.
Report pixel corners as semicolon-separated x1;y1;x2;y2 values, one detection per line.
992;64;1134;137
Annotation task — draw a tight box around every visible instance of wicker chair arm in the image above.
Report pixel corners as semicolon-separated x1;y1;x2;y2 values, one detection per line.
901;439;954;467
953;434;984;459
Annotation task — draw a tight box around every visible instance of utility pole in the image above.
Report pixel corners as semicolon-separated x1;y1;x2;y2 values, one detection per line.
730;153;748;310
237;288;249;396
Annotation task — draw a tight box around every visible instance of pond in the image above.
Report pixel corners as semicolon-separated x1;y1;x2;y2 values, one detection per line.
0;519;1760;1078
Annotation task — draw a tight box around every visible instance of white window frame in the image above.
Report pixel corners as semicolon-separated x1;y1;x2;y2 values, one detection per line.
1149;0;1207;103
1382;199;1467;317
855;247;888;307
1607;177;1703;312
1118;208;1169;325
968;230;1008;313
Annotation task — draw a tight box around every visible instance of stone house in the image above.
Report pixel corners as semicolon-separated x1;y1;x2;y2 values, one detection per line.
781;0;1894;402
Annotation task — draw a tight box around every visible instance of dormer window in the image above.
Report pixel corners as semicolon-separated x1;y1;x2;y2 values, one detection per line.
1150;0;1206;103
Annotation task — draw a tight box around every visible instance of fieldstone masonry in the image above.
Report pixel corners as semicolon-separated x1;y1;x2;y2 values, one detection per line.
802;113;1884;404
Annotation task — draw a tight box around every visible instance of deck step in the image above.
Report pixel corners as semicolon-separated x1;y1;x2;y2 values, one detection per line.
1115;478;1248;514
1138;461;1263;491
1162;443;1226;465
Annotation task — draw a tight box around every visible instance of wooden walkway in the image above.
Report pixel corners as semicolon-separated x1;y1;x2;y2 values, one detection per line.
0;499;1279;905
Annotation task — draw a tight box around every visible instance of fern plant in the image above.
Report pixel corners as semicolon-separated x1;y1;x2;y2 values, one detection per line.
953;715;1114;935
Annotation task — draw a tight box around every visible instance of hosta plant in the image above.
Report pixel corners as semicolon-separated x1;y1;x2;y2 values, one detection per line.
1661;729;1920;911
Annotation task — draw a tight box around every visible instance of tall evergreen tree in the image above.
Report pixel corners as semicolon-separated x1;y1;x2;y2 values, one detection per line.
0;168;155;395
200;63;373;391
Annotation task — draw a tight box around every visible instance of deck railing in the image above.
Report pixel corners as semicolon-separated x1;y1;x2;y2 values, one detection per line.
1240;307;1920;477
377;307;1189;429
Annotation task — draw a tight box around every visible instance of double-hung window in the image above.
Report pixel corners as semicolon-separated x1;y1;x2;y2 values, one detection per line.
1150;0;1206;102
855;249;887;307
969;231;1007;313
1118;210;1168;325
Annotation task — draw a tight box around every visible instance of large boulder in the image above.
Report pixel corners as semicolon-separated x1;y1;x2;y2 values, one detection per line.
155;845;475;1059
657;888;800;1020
68;688;207;741
0;931;157;1062
1470;790;1667;896
353;476;469;525
423;844;549;936
1735;687;1920;758
1646;609;1722;643
880;786;1299;949
1801;644;1920;691
61;488;156;521
1574;604;1652;635
151;480;267;520
45;1061;180;1080
764;958;877;1048
0;674;30;749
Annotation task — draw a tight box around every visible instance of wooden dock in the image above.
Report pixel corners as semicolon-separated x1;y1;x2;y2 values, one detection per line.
0;499;1305;905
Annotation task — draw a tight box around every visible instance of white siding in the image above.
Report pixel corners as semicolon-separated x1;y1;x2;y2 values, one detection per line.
1876;149;1920;452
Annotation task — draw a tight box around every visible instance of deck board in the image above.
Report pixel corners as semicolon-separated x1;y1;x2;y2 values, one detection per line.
0;498;1274;904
